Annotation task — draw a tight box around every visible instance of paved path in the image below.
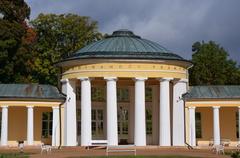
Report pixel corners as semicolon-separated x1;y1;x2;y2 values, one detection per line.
0;147;232;158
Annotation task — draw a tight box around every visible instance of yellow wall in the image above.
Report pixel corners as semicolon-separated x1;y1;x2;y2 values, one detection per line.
195;107;238;146
0;100;62;145
62;62;188;79
35;107;53;145
0;106;57;146
186;99;240;107
0;101;61;107
8;107;27;142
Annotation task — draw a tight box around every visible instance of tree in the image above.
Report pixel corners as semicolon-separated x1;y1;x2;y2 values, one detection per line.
30;13;102;85
13;25;37;83
189;41;240;85
0;0;30;22
0;0;31;83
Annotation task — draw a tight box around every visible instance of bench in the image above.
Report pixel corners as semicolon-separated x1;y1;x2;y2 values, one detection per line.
209;139;231;147
87;140;108;150
212;144;224;155
41;143;52;154
221;139;230;146
106;145;136;156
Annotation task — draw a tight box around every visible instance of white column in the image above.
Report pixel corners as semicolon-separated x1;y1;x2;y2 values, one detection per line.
189;107;196;146
61;79;77;146
134;77;147;146
27;106;34;145
159;78;172;146
104;77;118;146
213;106;220;145
52;106;60;146
172;79;188;146
79;77;92;146
1;106;8;146
238;106;240;144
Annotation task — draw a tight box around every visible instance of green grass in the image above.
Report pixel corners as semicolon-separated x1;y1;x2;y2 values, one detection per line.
0;153;29;158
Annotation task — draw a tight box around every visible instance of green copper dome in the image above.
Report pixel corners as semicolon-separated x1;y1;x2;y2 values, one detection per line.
63;29;186;61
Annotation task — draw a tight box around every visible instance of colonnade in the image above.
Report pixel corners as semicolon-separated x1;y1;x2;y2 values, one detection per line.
0;106;60;146
62;77;187;146
188;106;240;146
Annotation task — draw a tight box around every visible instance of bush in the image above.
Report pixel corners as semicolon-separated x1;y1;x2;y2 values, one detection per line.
231;151;240;158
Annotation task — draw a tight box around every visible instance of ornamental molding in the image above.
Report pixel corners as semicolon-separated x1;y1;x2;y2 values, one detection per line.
63;63;186;75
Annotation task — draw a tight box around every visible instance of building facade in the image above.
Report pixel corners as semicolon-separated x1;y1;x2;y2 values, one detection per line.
0;84;65;146
58;29;192;146
0;29;240;147
184;86;240;147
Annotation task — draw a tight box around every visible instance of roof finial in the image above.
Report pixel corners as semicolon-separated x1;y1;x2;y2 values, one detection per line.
107;29;141;38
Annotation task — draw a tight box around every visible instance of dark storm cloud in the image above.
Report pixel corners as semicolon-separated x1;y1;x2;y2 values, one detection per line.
26;0;240;64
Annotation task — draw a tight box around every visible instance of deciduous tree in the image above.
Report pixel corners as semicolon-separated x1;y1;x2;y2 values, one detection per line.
0;0;31;83
30;13;102;85
189;41;240;85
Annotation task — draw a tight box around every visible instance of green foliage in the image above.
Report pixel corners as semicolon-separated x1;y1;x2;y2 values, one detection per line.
0;153;28;158
30;13;102;85
0;0;30;22
189;41;240;85
0;0;31;83
231;151;240;158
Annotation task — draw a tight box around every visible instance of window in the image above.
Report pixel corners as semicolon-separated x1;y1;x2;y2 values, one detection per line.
236;112;239;138
77;87;106;102
145;87;152;102
42;112;52;138
92;109;104;136
76;87;81;100
77;109;104;137
118;106;128;135
77;109;81;136
92;87;105;102
117;88;129;102
196;112;202;138
146;109;152;134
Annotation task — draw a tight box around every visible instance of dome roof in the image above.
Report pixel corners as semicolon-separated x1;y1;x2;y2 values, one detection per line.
62;29;187;61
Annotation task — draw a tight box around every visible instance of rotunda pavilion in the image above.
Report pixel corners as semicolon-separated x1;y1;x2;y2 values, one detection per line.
57;29;192;146
1;29;240;148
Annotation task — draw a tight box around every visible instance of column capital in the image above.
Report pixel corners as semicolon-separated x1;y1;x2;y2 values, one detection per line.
78;77;91;81
52;106;60;110
133;77;147;81
172;78;188;84
188;106;196;109
1;105;8;108
158;78;173;82
179;78;188;83
213;106;220;109
60;78;69;84
26;105;34;108
104;77;117;81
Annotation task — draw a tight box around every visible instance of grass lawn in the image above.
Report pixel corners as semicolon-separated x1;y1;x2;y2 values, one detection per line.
0;153;29;158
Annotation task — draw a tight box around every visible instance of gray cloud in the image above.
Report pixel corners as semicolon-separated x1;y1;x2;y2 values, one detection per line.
26;0;240;64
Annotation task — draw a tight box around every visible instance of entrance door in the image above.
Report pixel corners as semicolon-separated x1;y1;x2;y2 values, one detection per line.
92;109;104;140
118;104;129;144
146;103;153;144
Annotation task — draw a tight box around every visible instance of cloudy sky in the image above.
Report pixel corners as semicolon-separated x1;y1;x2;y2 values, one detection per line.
26;0;240;64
